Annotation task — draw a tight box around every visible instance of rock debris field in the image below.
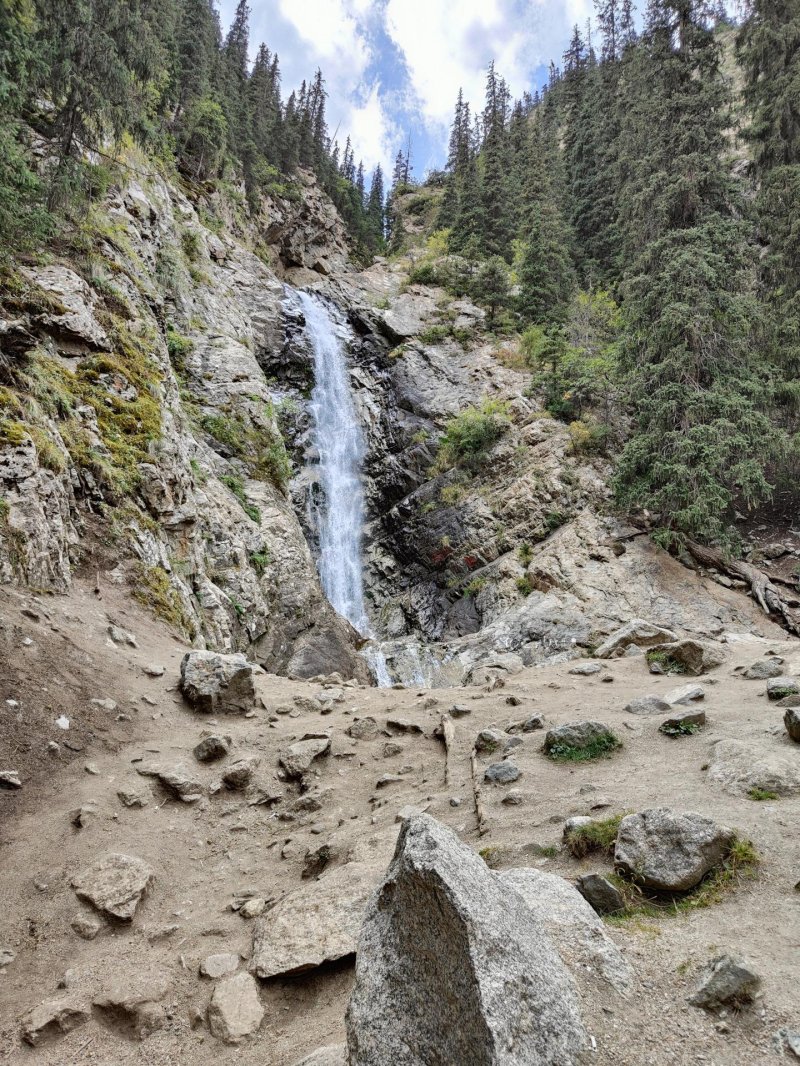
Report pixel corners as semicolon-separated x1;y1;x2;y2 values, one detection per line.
0;580;799;1065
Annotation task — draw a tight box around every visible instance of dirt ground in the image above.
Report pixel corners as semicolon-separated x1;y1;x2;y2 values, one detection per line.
0;577;798;1065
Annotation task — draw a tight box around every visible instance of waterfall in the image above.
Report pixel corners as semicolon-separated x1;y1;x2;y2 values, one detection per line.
289;288;391;686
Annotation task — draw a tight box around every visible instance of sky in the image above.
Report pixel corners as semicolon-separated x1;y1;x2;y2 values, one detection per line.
217;0;594;179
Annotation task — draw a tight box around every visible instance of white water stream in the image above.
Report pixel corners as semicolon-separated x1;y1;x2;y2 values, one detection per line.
290;289;392;686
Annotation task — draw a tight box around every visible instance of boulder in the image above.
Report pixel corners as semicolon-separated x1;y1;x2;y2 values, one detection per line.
786;707;800;742
708;739;800;797
568;662;601;675
688;954;761;1009
136;762;203;802
207;973;264;1044
346;815;585;1065
544;721;615;753
194;734;232;762
279;734;331;779
659;707;706;735
648;639;726;676
92;973;169;1039
614;808;734;892
664;683;705;705
767;676;800;701
743;658;784;680
484;761;521;784
503;868;633;993
72;853;154;920
624;695;671;716
251;863;376;979
180;651;256;714
595;620;677;659
222;756;260;790
576;873;626;916
20;995;91;1046
347;717;379;741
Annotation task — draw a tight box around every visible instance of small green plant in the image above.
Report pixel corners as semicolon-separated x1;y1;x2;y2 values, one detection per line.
543;510;567;533
659;720;701;737
249;550;269;576
516;576;533;596
464;576;486;598
479;845;502;868
220;474;261;524
533;844;560;858
439;483;465;505
419;323;451;345
181;229;202;263
166;327;193;365
564;814;624;859
747;787;779;801
646;648;687;675
518;542;533;565
438;398;511;469
547;731;621;764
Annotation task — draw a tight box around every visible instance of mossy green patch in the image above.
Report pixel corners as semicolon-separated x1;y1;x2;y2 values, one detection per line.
547;731;621;763
564;813;624;858
132;563;195;638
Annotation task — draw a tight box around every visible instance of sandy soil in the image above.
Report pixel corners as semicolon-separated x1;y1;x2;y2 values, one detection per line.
0;578;798;1065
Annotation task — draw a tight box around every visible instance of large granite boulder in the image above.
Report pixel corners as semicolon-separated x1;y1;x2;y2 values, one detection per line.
179;651;256;714
614;808;734;892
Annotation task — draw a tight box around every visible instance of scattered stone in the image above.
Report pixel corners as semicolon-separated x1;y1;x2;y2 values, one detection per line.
142;663;165;677
624;694;671;716
201;953;240;979
475;728;508;754
117;785;149;808
767;676;800;700
294;696;325;714
385;717;424;735
649;639;726;676
502;789;524;806
71;911;103;939
238;897;268;919
664;683;705;705
345;816;585;1065
688;954;761;1009
207;973;264;1044
506;714;545;734
708;738;800;796
595;619;677;659
194;734;232;762
382;741;403;758
484;761;521;784
20;996;91;1046
504;868;633;992
449;704;472;718
614;808;734;892
0;948;16;967
72;853;154;920
785;707;800;742
180;651;256;714
0;770;22;789
375;774;404;788
544;721;615;753
251;863;376;979
743;658;784;680
279;734;331;779
108;624;137;647
660;707;706;734
91;698;118;713
347;717;379;741
576;873;626;916
92;975;169;1039
649;661;665;675
70;804;97;829
568;662;601;675
775;1030;800;1059
222;756;260;790
136;762;204;802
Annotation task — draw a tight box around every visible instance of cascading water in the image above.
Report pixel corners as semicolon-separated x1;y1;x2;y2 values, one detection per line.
289;288;391;686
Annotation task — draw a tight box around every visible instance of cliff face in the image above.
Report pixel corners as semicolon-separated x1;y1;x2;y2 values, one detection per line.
0;161;786;688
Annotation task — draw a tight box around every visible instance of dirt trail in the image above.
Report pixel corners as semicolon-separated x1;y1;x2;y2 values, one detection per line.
0;580;798;1065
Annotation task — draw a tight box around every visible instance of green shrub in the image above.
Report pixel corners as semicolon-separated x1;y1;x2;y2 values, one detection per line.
516;576;533;596
660;719;702;737
419;323;451;344
220;474;261;524
747;787;779;801
409;262;439;285
249;550;269;576
438;398;511;469
166;327;193;365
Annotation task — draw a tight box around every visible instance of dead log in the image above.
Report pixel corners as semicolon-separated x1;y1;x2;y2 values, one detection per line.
469;747;488;837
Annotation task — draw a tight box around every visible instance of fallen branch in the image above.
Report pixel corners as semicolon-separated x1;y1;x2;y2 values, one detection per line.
685;539;800;637
469;747;488;837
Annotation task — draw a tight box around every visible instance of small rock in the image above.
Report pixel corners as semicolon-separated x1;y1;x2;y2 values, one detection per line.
279;735;331;779
382;741;403;758
200;953;240;979
660;707;706;734
767;676;800;700
502;789;523;806
649;661;665;675
70;805;97;829
385;717;423;735
595;620;677;659
506;715;545;734
624;694;671;716
108;624;137;647
347;717;379;741
91;698;118;713
688;954;761;1009
375;774;404;788
743;658;784;680
21;996;91;1046
93;976;169;1040
238;897;267;919
664;683;705;705
484;761;521;784
576;874;625;916
207;973;264;1044
785;707;800;742
71;913;103;940
544;721;616;753
117;785;149;808
475;728;508;754
568;662;601;676
142;664;165;677
0;948;15;967
71;853;154;920
449;704;472;718
0;770;22;789
136;762;203;802
303;844;335;879
222;756;260;790
193;734;232;762
395;804;429;822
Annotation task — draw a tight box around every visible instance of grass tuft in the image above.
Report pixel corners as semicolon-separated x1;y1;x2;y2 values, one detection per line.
564;814;624;858
547;731;621;763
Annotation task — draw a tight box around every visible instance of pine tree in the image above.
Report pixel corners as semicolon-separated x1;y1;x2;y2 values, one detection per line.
365;165;385;250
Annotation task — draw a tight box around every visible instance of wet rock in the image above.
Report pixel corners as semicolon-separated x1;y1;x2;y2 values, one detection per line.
743;658;784;680
0;770;22;789
222;756;260;790
649;639;726;675
345;815;585;1065
664;683;705;705
767;676;800;700
200;953;240;979
347;717;379;741
71;913;103;940
194;734;232;762
576;873;626;916
614;808;734;892
688;954;761;1009
180;650;256;714
504;868;633;992
136;762;204;802
659;707;706;734
484;761;521;784
20;995;91;1046
624;694;671;716
595;620;677;659
708;738;800;796
785;707;800;742
544;721;615;753
279;734;331;779
251;863;376;979
71;853;154;920
568;661;601;675
207;973;264;1044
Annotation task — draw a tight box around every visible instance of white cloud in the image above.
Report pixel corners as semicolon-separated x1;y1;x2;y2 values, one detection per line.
276;0;371;75
343;83;401;173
